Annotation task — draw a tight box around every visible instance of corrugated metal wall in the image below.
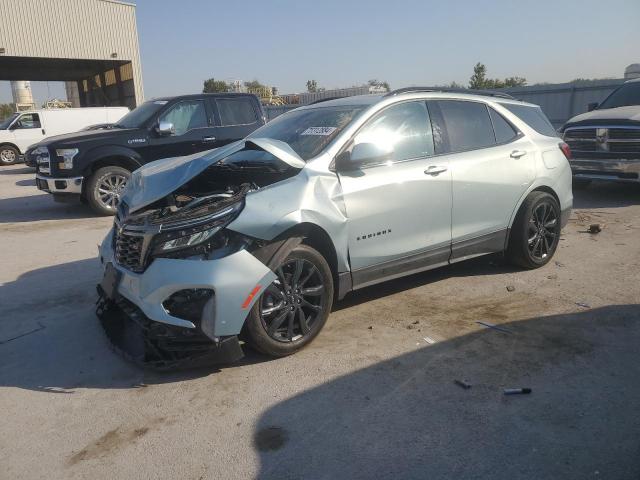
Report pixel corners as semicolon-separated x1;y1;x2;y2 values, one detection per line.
501;79;626;128
0;0;143;104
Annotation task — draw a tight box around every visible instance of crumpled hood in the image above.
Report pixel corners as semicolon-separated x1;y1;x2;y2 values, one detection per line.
567;105;640;125
122;138;306;213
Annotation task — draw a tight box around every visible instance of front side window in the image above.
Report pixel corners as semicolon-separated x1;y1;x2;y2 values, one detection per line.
216;98;258;126
115;100;166;129
248;105;365;161
13;113;41;129
159;100;207;136
353;101;434;162
434;100;495;152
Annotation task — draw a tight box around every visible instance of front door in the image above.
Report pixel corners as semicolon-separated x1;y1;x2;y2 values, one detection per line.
337;100;452;288
10;113;44;153
144;99;215;162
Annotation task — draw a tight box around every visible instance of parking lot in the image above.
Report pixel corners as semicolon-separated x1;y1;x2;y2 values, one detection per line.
1;163;639;479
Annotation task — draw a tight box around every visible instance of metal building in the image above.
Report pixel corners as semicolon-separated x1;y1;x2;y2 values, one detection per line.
0;0;143;108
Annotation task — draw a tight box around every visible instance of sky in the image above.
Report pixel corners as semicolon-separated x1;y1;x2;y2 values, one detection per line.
1;0;639;104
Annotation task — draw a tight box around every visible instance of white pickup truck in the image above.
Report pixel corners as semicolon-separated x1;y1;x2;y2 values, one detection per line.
0;107;129;166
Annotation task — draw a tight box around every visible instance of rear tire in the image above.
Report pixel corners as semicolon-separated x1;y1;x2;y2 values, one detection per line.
0;145;19;166
86;166;130;215
507;191;561;269
245;244;334;357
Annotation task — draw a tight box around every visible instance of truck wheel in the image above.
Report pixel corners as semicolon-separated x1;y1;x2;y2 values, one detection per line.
0;145;19;166
506;191;561;269
86;166;130;215
245;244;334;357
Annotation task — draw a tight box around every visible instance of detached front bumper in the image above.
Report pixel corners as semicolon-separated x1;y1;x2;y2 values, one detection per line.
36;174;84;194
570;158;640;183
99;229;276;339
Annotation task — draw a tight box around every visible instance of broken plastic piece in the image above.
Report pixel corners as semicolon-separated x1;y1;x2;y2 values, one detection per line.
454;379;472;390
503;388;532;395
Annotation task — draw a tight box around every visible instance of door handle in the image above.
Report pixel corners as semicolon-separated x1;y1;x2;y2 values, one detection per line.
510;150;527;159
424;165;447;176
202;136;216;143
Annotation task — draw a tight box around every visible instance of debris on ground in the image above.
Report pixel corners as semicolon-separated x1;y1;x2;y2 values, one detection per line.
555;261;565;267
588;224;602;234
476;321;513;334
503;388;532;395
454;379;472;390
423;336;436;344
367;326;373;330
547;274;558;280
412;320;420;324
506;285;516;292
576;302;591;309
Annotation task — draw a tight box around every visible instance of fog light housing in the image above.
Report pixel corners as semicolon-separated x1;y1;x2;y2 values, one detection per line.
162;289;214;324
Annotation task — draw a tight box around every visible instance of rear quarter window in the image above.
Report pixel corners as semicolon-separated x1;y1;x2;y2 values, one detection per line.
500;103;558;137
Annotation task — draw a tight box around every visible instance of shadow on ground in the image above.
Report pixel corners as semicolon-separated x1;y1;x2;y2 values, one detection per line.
0;193;99;223
253;304;640;480
573;182;640;209
0;166;33;175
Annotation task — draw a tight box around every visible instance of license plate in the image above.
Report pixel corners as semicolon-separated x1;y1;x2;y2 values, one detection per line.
100;263;121;300
36;178;49;191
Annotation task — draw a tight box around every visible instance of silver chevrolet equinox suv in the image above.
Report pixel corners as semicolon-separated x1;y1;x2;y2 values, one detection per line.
97;88;573;368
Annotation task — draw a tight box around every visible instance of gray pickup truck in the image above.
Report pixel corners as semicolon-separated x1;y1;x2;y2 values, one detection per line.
561;78;640;187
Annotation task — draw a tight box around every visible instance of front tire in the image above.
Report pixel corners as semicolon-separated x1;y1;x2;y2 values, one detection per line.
507;191;561;269
0;145;19;166
245;244;334;357
85;166;130;215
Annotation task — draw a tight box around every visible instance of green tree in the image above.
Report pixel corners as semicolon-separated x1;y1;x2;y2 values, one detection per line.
306;79;318;93
203;78;229;93
0;103;15;120
244;80;267;90
468;63;527;89
368;79;391;91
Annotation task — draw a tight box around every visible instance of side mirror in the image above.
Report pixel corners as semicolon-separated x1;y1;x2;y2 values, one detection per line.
350;142;393;166
156;121;175;136
587;102;598;112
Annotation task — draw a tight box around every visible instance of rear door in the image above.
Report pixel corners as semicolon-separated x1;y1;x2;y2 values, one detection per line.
338;100;452;288
208;96;262;145
428;100;534;261
144;98;211;161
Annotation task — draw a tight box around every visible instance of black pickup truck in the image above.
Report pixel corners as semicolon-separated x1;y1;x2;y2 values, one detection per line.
28;93;266;214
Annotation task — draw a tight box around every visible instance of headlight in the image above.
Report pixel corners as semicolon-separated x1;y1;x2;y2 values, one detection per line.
56;148;79;169
32;146;50;162
157;225;221;253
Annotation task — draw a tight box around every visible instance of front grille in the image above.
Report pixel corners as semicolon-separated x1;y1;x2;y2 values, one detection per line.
114;230;146;273
564;126;640;156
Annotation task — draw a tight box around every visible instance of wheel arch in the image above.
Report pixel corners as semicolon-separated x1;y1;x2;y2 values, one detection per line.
81;154;141;198
504;184;561;250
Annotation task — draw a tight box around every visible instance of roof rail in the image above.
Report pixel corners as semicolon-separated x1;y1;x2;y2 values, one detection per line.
384;87;516;100
308;96;345;105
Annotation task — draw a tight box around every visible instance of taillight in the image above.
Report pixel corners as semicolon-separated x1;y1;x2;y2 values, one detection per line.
559;142;572;160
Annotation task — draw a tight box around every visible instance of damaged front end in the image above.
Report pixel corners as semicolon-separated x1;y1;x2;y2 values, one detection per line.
97;140;302;369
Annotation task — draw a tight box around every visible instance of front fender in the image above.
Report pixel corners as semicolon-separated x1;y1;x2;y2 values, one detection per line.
80;145;143;175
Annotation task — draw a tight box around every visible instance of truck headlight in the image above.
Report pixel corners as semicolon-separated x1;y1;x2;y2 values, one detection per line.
56;148;79;169
32;146;50;162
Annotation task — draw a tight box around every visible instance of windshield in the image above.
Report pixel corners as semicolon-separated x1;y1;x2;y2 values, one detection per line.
598;82;640;109
0;113;19;130
248;105;366;160
114;100;167;129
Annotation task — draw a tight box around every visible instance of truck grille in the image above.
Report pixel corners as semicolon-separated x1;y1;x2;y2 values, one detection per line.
564;126;640;155
114;230;146;273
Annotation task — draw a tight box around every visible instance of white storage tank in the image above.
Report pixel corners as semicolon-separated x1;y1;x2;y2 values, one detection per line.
624;64;640;79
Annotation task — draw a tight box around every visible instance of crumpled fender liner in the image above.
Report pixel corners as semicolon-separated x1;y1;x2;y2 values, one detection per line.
249;236;303;270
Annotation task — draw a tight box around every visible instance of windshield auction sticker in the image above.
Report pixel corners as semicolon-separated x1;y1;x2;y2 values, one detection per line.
301;127;337;136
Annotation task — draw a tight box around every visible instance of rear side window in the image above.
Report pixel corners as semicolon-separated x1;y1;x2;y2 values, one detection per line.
216;98;258;126
488;108;519;144
354;101;435;162
500;103;558;137
433;100;495;152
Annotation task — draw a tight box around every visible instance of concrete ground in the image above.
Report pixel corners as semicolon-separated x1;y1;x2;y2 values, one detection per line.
1;163;639;480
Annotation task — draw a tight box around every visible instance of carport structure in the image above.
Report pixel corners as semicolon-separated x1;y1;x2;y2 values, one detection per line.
0;0;143;109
